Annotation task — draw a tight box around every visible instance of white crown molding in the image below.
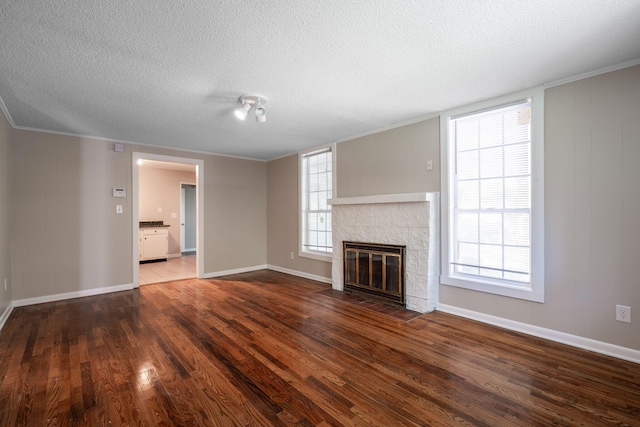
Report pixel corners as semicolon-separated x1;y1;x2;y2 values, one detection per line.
0;96;268;163
544;58;640;88
268;152;298;162
0;95;17;128
332;113;441;147
438;303;640;364
14;124;267;162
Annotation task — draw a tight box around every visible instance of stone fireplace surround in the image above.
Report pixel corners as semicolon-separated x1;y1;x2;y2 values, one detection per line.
329;193;439;313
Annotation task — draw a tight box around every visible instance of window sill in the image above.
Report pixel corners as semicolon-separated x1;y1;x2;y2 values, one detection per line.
441;275;544;303
298;250;332;263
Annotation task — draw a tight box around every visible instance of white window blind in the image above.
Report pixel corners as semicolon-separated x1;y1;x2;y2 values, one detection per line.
450;100;532;285
301;147;333;254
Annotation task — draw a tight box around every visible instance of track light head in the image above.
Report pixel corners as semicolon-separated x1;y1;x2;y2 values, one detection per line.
255;103;267;122
234;102;251;120
236;95;267;123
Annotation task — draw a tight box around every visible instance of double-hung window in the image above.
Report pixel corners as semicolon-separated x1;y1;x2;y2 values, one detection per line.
299;144;335;261
441;88;544;302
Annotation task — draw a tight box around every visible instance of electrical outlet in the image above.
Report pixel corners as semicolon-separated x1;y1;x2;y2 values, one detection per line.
289;252;294;260
616;305;631;323
426;160;433;171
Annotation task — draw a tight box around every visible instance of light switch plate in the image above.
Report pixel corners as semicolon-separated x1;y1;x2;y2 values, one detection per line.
116;205;123;214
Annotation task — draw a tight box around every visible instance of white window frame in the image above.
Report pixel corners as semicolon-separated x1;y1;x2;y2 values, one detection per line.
440;87;545;302
299;143;336;262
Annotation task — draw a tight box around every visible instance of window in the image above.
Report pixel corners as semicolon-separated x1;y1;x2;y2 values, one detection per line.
299;144;335;261
441;88;544;302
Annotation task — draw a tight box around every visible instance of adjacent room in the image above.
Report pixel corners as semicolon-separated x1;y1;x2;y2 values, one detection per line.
138;159;198;285
1;1;639;425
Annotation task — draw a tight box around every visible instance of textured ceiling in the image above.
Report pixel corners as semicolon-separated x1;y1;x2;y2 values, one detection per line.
1;1;639;160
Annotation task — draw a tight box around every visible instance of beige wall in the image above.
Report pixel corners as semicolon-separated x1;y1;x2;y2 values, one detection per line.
0;111;11;315
10;131;267;301
267;154;331;278
139;167;196;256
439;65;640;351
3;64;639;352
336;118;440;197
11;130;133;299
265;118;440;280
202;154;267;273
266;66;640;352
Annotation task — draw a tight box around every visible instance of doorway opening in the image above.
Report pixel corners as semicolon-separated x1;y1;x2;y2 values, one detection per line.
133;153;204;287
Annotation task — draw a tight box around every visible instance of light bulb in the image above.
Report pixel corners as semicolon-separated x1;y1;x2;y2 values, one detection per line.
234;103;251;120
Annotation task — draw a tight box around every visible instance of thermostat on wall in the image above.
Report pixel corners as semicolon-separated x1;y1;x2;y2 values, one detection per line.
113;187;126;198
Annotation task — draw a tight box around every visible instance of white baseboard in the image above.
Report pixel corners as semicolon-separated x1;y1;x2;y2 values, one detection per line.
201;264;331;285
438;303;640;364
0;302;15;333
202;265;269;279
267;265;332;284
13;283;135;308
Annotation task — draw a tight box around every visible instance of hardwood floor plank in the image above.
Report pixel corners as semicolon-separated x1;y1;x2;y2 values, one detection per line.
19;322;39;365
1;270;639;426
80;361;96;410
171;310;289;426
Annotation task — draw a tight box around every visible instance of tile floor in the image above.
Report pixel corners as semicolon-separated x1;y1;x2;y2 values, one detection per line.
139;254;197;285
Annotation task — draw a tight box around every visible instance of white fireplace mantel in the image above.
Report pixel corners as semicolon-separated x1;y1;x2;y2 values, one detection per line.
328;192;433;206
330;192;440;313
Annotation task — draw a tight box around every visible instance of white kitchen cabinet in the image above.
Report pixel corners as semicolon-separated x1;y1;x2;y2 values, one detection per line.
139;227;169;261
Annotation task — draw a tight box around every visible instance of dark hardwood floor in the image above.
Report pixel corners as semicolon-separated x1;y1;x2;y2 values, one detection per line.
1;270;639;426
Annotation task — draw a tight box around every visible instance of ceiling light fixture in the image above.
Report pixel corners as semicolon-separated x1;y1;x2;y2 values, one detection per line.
234;102;251;120
235;95;267;123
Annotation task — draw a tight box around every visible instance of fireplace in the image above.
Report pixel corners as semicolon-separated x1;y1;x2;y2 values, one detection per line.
344;241;406;305
329;192;439;313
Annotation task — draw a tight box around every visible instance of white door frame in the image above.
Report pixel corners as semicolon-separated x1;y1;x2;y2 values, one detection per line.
132;152;205;288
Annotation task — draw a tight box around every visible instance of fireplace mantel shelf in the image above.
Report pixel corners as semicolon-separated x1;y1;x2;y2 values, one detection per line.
328;192;437;206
